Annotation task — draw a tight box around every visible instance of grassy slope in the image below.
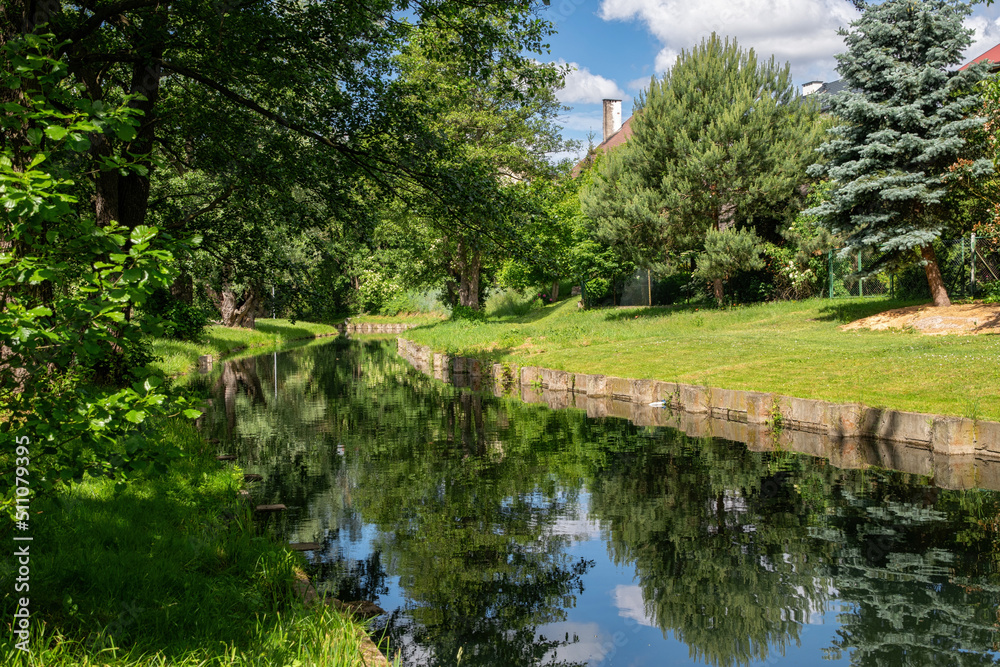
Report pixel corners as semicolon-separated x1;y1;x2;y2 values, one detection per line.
1;420;396;667
404;297;1000;421
344;312;447;326
152;318;340;376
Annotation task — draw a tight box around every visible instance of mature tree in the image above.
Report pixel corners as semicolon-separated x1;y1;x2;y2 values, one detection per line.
1;0;562;325
807;0;992;308
581;34;822;304
384;10;570;311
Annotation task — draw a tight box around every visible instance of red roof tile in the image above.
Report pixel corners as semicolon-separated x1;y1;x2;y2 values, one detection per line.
961;42;1000;70
570;115;634;177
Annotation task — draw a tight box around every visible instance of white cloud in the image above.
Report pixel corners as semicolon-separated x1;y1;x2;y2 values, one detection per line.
627;75;654;92
599;0;860;82
964;15;1000;65
556;59;626;104
654;47;680;75
612;584;656;627
555;110;604;133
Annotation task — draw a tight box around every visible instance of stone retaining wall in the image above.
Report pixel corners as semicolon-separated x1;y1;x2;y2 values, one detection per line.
336;322;418;334
395;337;1000;491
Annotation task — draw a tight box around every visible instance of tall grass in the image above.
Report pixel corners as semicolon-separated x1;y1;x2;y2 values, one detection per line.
484;288;541;319
0;420;397;667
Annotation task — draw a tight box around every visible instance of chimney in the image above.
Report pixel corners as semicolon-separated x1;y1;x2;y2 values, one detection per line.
602;99;622;144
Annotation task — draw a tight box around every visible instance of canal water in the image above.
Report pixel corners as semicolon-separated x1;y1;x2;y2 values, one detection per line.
195;338;1000;667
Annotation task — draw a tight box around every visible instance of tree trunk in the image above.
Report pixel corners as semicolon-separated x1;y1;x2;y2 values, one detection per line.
455;239;481;310
218;286;261;328
713;278;724;306
920;244;951;308
550;279;559;302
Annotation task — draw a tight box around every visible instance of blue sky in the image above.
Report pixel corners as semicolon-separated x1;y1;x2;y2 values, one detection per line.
542;0;1000;162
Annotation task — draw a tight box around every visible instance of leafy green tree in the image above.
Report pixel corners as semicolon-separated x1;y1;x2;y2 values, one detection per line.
382;10;571;311
807;0;992;308
581;34;822;304
0;35;197;513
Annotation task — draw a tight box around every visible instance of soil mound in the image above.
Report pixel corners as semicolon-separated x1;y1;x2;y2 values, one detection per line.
842;302;1000;335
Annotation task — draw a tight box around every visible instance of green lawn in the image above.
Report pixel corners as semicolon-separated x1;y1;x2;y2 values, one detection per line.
152;318;340;377
403;297;1000;421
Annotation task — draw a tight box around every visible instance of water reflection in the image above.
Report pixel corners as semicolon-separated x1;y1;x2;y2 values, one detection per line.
194;339;1000;667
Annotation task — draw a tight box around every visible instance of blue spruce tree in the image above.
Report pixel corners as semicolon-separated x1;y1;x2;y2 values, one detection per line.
808;0;992;307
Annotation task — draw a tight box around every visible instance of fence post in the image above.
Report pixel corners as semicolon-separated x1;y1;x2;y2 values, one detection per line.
971;233;977;297
828;250;834;299
858;252;864;297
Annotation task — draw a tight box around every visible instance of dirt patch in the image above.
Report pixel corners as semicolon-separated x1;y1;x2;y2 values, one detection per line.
842;302;1000;335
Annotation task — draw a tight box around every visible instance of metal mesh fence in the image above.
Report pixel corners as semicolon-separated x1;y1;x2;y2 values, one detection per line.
828;234;1000;299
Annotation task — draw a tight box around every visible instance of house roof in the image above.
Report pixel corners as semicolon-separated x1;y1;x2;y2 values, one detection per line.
961;42;1000;70
570;115;634;177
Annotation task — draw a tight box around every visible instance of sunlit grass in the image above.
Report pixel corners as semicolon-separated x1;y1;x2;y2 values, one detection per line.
151;319;339;376
0;419;397;667
403;297;1000;420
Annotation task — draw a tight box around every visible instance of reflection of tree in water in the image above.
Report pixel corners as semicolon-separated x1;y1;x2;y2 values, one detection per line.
587;426;1000;667
587;428;836;667
196;339;1000;667
817;479;1000;667
351;387;593;667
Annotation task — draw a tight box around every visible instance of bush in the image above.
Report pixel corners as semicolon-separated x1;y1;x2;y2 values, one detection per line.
450;304;487;322
142;288;209;342
485;289;540;319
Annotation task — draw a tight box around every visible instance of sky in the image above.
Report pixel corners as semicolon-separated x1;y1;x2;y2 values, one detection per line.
542;0;1000;162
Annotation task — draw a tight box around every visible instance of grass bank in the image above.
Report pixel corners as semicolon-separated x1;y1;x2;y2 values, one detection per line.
345;312;447;326
0;419;396;666
403;297;1000;421
152;318;340;377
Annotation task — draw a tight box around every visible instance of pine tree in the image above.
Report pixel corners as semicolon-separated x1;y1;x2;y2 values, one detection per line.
581;34;822;303
807;0;992;307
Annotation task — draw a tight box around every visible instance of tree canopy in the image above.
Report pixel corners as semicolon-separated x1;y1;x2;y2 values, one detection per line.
581;34;823;303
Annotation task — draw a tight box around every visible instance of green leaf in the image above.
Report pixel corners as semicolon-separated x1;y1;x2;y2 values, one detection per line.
44;126;68;141
182;408;203;419
125;410;146;424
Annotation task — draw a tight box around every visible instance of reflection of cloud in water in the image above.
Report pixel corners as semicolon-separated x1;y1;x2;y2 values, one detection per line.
613;584;656;628
550;515;602;542
538;621;607;665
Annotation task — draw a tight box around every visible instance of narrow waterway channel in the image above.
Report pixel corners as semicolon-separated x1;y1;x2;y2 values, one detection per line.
194;337;1000;667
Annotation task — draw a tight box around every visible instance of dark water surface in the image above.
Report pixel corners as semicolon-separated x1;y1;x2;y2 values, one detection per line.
196;338;1000;667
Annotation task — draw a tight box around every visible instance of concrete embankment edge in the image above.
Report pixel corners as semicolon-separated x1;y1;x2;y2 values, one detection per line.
395;337;1000;491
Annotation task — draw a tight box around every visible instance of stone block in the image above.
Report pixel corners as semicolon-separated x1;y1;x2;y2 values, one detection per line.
451;356;466;374
978;420;1000;456
520;366;542;388
607;376;633;402
654;381;680;407
746;392;774;425
778;396;826;434
931;417;977;455
631;379;658;407
824;403;863;438
861;409;933;444
679;384;709;414
708;387;747;422
585;374;609;398
468;358;482;378
541;368;574;392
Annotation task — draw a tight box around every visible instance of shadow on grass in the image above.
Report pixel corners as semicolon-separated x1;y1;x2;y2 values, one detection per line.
599;303;704;322
815;298;925;324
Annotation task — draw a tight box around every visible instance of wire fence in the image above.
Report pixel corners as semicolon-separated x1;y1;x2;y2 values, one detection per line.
828;234;1000;299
